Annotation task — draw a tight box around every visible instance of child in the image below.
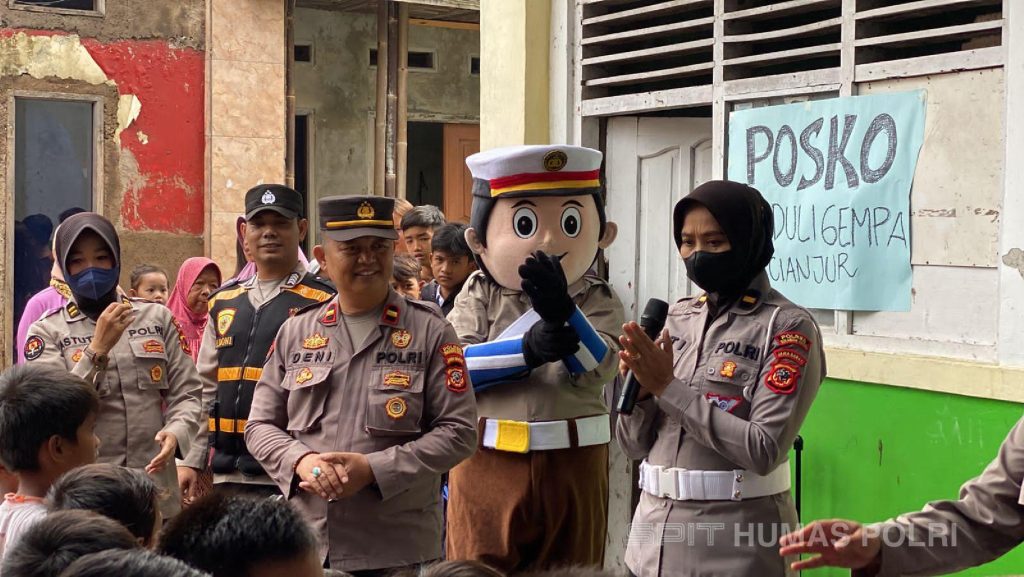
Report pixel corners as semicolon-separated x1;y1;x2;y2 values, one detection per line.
129;264;170;304
158;493;321;577
0;365;100;558
47;464;161;548
400;205;446;282
391;254;424;300
420;223;476;316
2;509;138;577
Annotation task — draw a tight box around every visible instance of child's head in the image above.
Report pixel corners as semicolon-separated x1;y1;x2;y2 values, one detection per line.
2;509;139;577
391;254;423;299
0;365;99;481
158;493;321;577
48;464;162;548
429;223;476;293
59;549;210;577
400;205;446;268
130;264;169;304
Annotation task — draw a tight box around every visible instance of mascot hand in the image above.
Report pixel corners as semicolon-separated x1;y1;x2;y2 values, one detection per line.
522;321;580;369
520;251;575;325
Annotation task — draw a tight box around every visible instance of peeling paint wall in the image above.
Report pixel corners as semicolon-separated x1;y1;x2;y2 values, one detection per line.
0;3;205;342
293;9;479;199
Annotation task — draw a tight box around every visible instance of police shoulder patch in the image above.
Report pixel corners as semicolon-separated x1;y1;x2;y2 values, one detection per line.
774;331;811;351
24;336;45;361
765;361;801;395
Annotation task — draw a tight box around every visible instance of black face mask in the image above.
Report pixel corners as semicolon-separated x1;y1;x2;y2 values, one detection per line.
684;250;747;296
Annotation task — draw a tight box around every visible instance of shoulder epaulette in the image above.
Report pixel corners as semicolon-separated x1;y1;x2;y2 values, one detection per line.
293;298;330;318
285;278;335;303
405;297;444;319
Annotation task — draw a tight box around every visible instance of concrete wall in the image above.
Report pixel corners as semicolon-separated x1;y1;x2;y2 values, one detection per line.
293;9;479;206
0;2;206;360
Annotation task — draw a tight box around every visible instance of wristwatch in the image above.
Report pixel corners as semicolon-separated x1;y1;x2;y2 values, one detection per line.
83;346;109;370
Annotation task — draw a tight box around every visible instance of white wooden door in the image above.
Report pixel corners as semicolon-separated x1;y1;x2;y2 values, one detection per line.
602;116;712;572
605;117;713;320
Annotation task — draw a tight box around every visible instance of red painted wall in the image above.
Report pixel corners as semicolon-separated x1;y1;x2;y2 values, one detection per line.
3;30;205;235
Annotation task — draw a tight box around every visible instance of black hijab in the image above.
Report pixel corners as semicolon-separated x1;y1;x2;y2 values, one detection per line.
672;180;774;296
56;213;122;320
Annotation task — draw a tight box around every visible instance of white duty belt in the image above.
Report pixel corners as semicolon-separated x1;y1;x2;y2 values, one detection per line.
639;460;791;501
481;415;610;453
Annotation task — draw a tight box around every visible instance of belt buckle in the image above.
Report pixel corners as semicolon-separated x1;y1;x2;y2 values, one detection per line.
658;468;679;500
494;420;530;453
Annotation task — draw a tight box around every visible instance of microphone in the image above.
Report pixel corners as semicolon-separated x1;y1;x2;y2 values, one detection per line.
616;298;670;415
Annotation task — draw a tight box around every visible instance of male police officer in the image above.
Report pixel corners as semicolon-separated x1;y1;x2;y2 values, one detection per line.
179;185;334;498
245;195;477;574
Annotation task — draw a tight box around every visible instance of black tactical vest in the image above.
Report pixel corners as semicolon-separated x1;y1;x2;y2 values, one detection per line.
207;273;334;476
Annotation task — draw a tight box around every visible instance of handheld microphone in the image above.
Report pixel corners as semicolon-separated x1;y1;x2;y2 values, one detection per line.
616;298;670;415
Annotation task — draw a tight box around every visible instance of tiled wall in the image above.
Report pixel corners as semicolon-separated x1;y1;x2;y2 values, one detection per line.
207;0;286;275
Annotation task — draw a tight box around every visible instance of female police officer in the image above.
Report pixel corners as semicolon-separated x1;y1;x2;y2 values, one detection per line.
24;213;202;519
616;180;826;576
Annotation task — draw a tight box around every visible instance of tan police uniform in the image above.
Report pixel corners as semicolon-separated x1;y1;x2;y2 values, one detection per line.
244;195;478;572
617;273;825;577
445;270;624;568
854;415;1024;577
25;297;202;518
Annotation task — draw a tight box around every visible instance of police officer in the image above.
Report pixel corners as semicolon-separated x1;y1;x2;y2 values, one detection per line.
245;195;477;575
179;185;335;499
616;180;826;576
778;416;1024;575
25;212;202;519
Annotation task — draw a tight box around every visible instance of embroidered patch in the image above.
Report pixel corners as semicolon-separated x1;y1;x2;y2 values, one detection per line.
216;337;234;349
385;396;407;419
171;318;192;355
286;272;301;286
216;308;236;336
719;361;737;378
446;366;467;393
321;303;338;326
543;150;568;172
440;343;466;367
24;336;44;361
150;365;163;383
71;349;83;363
384;370;411;388
390;329;412;349
357;201;376;219
66;303;81;319
773;348;807;367
765;362;800;395
705;392;743;413
143;339;165;354
296;367;314;385
382;305;400;326
303;333;329;350
775;331;811;351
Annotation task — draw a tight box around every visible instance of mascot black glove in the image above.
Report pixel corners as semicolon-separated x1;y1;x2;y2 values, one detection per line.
519;251;575;325
522;321;580;369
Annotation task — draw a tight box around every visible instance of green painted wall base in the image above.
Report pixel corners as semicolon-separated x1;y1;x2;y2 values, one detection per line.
794;378;1024;576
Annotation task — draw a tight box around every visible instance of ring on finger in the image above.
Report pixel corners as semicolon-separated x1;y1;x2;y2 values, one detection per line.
630;352;642;361
312;466;322;479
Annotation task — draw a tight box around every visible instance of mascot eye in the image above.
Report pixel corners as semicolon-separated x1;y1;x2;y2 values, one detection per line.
513;207;538;239
560;207;582;238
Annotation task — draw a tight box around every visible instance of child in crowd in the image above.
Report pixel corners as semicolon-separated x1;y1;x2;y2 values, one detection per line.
58;549;210;577
129;264;170;304
400;205;446;282
47;463;162;548
158;493;321;577
0;365;100;558
1;509;138;577
420;223;476;316
391;254;424;300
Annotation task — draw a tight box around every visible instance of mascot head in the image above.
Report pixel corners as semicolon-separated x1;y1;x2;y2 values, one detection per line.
464;145;618;291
